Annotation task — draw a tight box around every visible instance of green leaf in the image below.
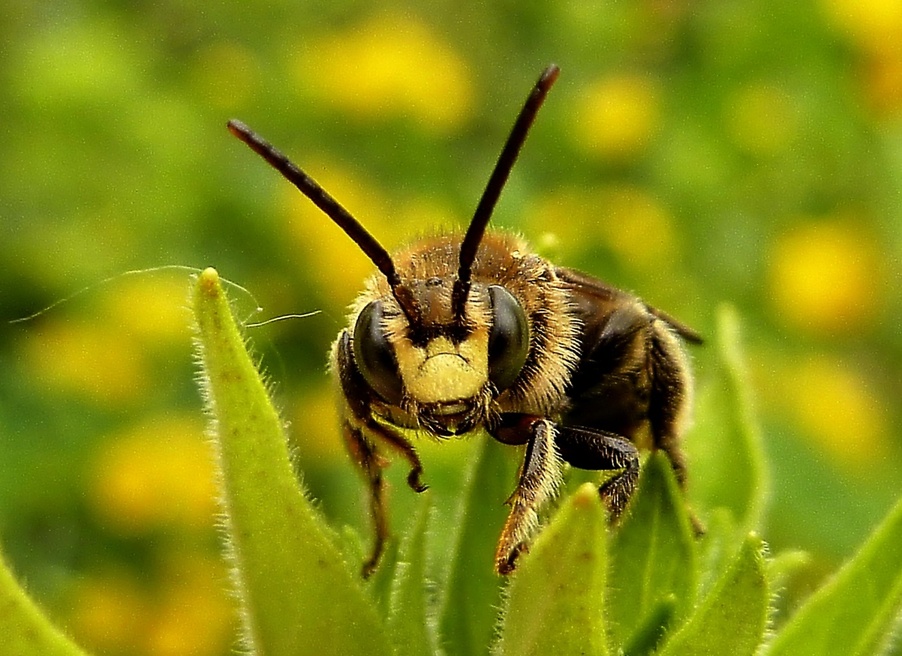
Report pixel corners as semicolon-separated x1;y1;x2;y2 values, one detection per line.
0;550;90;656
609;451;697;648
685;304;767;533
766;549;810;593
192;268;390;656
657;533;769;656
386;492;437;656
695;508;739;599
766;496;902;656
438;435;517;656
368;537;400;617
621;595;677;656
495;483;610;656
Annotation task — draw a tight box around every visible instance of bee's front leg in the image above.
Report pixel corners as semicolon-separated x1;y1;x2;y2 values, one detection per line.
334;331;427;577
491;415;565;575
364;418;428;493
335;331;427;493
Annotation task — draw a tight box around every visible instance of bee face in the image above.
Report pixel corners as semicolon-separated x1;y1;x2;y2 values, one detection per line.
349;240;531;436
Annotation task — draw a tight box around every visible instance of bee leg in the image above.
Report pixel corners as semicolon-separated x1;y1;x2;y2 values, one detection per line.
341;422;389;578
491;415;565;575
335;330;427;493
364;420;428;493
554;424;640;520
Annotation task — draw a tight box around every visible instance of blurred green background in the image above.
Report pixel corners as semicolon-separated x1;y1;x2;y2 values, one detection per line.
1;0;900;654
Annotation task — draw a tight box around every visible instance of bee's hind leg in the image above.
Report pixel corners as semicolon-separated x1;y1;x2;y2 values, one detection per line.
554;424;640;520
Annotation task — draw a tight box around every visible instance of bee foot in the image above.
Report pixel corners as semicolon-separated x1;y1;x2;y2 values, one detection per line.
496;541;529;575
407;468;428;493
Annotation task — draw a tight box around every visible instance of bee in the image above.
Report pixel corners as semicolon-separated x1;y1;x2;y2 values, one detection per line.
227;64;701;577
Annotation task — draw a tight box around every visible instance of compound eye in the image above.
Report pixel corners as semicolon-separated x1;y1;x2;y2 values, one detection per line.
353;301;403;404
487;285;529;391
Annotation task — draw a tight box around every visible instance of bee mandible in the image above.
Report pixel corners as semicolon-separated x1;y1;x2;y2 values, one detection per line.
227;64;701;576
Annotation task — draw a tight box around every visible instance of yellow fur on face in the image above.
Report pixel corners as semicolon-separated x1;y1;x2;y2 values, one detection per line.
394;332;489;404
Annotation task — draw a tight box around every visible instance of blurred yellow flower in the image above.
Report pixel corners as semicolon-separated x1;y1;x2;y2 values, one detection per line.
822;0;902;116
864;53;902;116
822;0;902;57
780;355;890;469
767;218;883;334
101;273;193;346
725;83;798;156
67;570;149;654
291;385;343;459
522;187;591;253
297;13;473;133
524;184;678;270
89;414;217;534
571;73;661;161
66;555;235;656
598;185;680;268
21;318;149;404
145;554;235;656
16;269;195;405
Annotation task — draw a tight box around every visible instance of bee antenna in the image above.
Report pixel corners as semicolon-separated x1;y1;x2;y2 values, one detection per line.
453;64;560;321
227;119;421;322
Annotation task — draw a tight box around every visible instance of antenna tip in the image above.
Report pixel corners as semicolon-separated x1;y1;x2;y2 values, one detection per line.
227;119;251;140
540;64;561;87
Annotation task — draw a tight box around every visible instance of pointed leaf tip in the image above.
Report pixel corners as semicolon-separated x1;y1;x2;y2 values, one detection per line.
657;533;768;656
192;270;390;656
200;266;219;281
197;267;220;294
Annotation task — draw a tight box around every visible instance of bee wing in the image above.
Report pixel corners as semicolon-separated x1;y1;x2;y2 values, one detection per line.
555;267;703;345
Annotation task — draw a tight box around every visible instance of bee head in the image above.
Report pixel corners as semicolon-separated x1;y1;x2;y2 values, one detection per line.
351;272;530;435
227;65;559;435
